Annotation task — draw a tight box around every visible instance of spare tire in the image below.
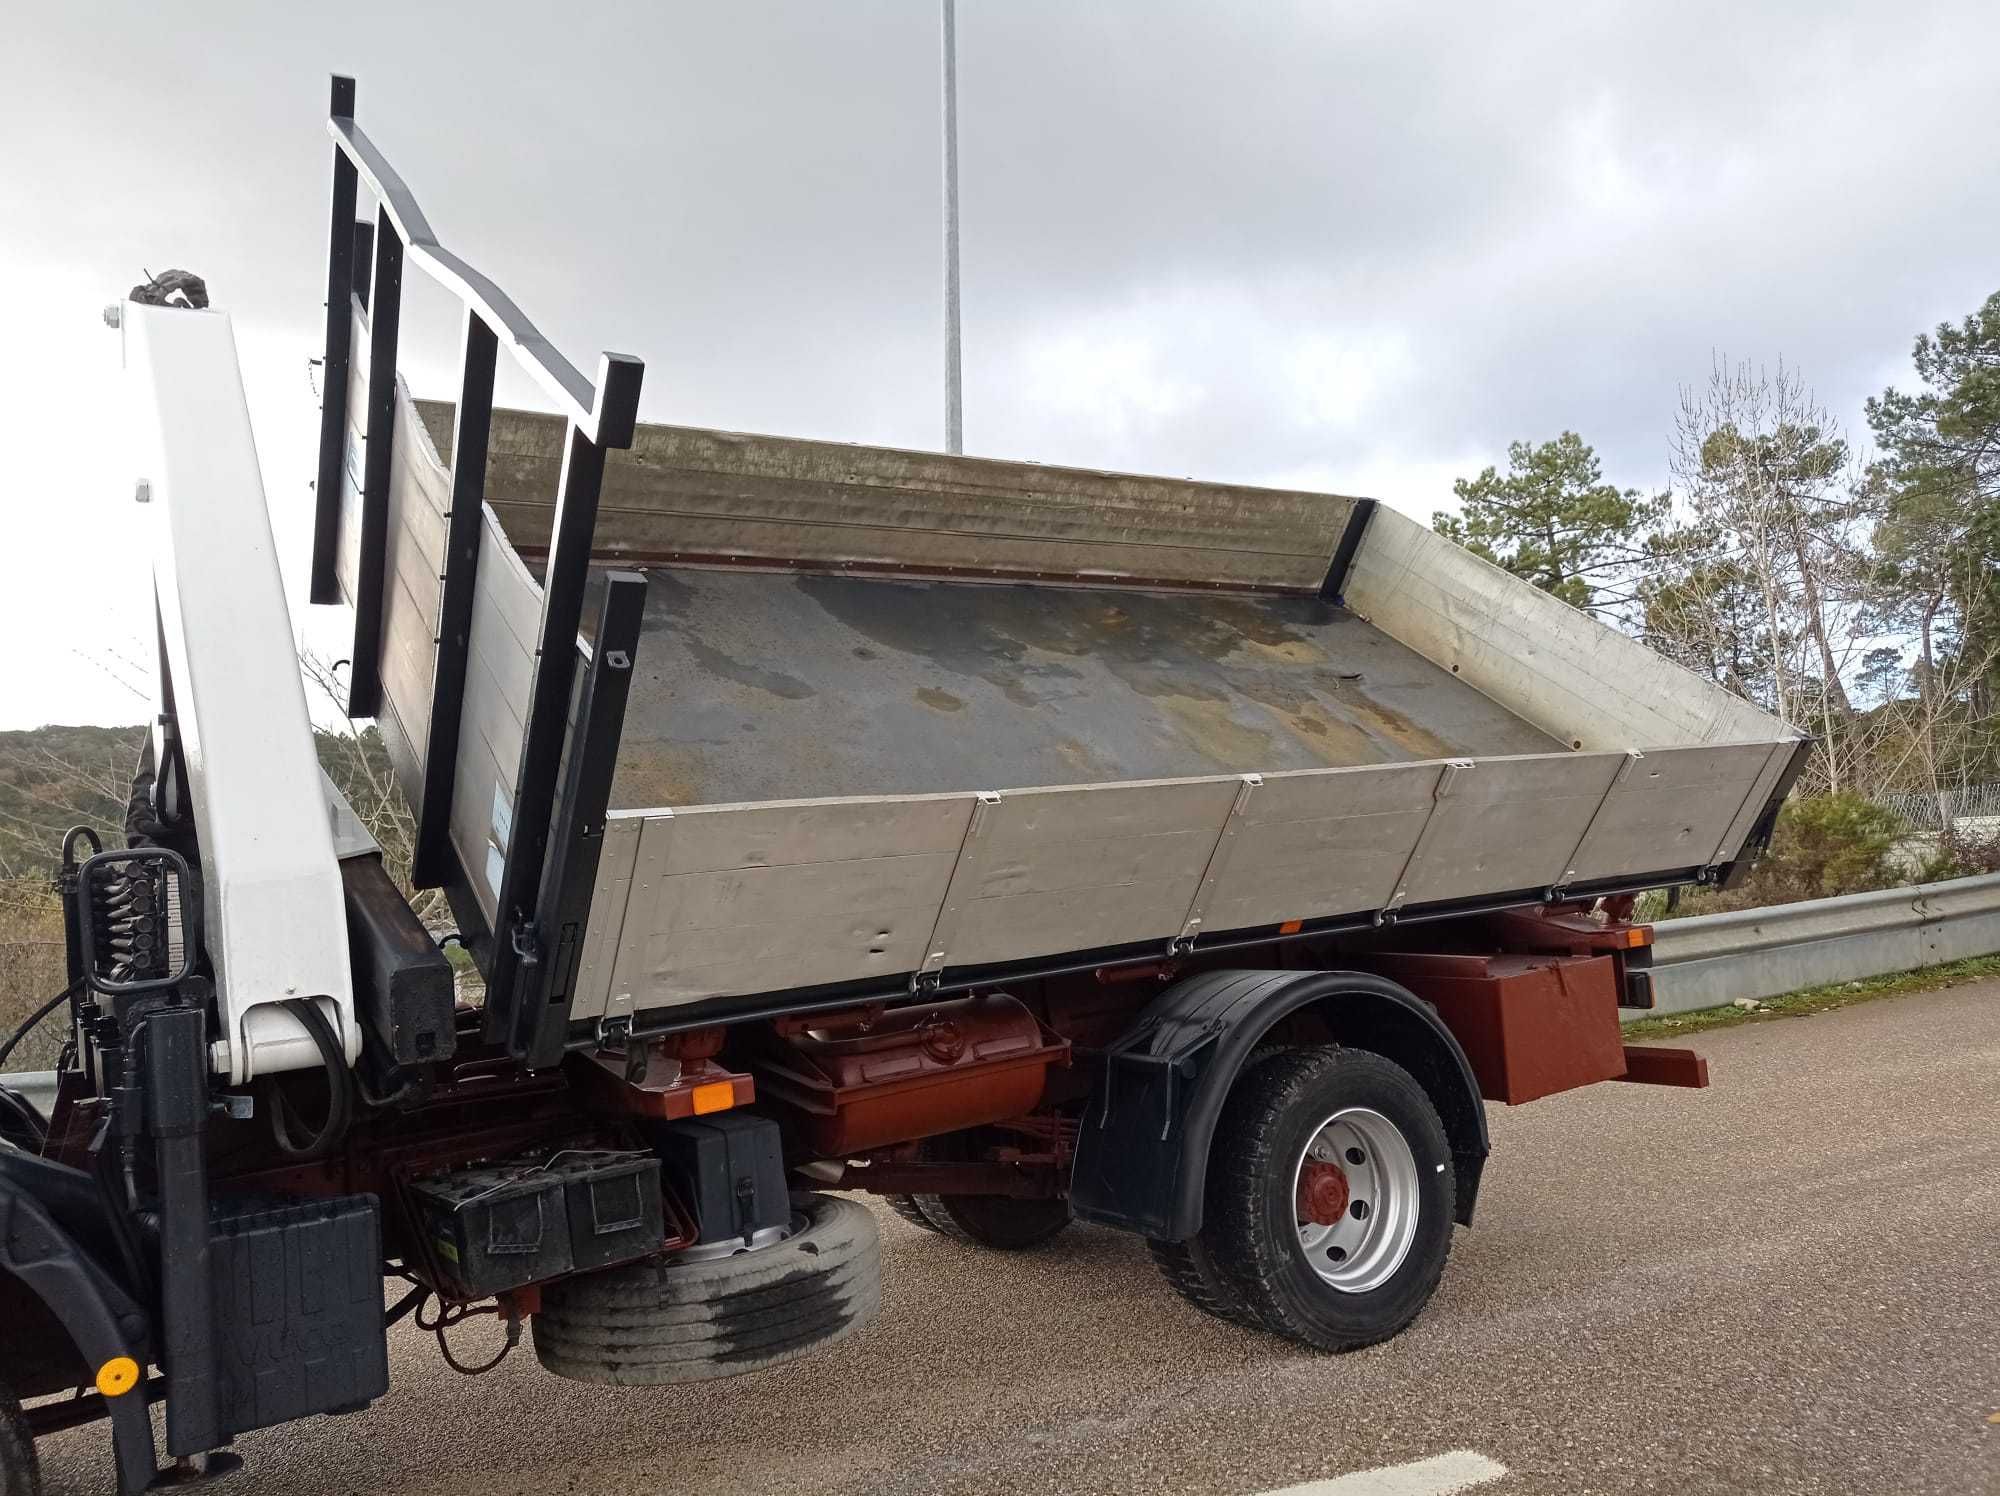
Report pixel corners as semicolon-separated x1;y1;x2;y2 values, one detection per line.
533;1192;880;1385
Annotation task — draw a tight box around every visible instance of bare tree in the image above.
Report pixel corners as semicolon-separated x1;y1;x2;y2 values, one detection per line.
1668;357;1874;791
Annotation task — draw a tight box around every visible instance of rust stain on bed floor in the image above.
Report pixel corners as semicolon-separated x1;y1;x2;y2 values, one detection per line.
1154;692;1277;769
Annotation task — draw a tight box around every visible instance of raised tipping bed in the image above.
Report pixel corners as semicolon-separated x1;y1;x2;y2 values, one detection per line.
330;367;1801;1037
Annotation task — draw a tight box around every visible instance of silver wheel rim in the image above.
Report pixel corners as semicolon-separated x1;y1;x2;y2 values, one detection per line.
1291;1106;1420;1293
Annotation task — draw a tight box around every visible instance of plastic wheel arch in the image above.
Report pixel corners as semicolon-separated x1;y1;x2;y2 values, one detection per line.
0;1183;157;1493
1071;969;1489;1240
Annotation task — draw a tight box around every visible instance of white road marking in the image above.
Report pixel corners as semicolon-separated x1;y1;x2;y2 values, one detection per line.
1254;1449;1508;1496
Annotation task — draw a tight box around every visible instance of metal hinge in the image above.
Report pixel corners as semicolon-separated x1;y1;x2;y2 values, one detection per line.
1177;774;1262;949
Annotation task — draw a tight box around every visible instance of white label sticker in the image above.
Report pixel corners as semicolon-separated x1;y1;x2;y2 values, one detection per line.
491;784;514;848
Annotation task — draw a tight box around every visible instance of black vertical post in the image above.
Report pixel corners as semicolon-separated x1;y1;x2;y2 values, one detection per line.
1318;497;1378;606
412;309;499;889
514;572;647;1067
345;203;404;720
147;1005;220;1456
350;219;376;311
310;75;359;606
482;416;617;1047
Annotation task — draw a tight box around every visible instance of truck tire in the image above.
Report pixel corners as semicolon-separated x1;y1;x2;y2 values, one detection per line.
1147;1046;1293;1326
1;1379;39;1496
1201;1046;1455;1352
883;1195;945;1235
1146;1236;1256;1326
532;1193;880;1385
884;1131;1071;1250
907;1192;1070;1250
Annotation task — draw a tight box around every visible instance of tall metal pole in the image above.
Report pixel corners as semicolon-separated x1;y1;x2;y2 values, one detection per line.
941;0;963;454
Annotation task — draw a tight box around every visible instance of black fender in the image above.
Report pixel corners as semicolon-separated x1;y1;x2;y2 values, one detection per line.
0;1155;160;1494
1069;969;1490;1240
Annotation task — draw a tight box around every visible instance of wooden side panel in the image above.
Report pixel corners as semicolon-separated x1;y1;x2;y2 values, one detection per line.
1567;741;1791;882
1341;504;1795;753
601;795;975;1007
416;401;1355;591
1200;763;1442;930
935;778;1243;968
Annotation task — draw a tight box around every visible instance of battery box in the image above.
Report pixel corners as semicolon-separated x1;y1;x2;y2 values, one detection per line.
406;1148;664;1298
207;1193;389;1437
545;1150;667;1274
648;1112;791;1246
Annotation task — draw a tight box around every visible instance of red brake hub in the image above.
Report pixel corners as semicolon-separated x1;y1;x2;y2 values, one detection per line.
1296;1160;1350;1226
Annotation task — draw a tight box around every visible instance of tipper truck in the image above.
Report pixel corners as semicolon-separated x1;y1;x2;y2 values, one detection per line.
0;78;1806;1494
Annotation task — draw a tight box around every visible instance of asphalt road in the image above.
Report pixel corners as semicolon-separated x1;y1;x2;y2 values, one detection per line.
37;980;2000;1496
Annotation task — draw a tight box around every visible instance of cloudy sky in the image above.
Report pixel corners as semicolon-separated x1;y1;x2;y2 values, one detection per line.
3;0;1997;728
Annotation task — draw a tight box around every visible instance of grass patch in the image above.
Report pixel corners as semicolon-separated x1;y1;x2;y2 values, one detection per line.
1625;953;2000;1040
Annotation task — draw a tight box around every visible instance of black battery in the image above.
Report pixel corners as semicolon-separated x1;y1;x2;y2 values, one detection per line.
542;1149;666;1273
407;1161;572;1299
407;1148;665;1297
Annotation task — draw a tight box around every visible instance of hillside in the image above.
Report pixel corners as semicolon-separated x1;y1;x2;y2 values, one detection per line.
0;723;147;878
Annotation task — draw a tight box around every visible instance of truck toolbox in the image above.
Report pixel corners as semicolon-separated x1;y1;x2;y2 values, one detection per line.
648;1112;792;1247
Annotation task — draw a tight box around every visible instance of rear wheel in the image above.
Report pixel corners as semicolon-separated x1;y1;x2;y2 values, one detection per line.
1200;1047;1454;1352
884;1130;1071;1251
908;1191;1071;1250
1146;1235;1256;1326
883;1194;945;1234
1;1378;39;1496
532;1192;879;1385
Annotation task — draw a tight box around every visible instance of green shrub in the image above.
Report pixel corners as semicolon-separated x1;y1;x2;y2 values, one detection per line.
1668;791;1906;916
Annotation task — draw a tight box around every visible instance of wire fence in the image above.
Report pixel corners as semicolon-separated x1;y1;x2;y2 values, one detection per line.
1873;783;2000;831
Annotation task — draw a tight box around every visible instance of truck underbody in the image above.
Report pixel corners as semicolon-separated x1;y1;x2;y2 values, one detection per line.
0;77;1802;1496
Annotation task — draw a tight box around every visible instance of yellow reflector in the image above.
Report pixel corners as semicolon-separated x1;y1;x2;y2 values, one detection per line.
690;1080;736;1115
96;1356;140;1397
1278;919;1303;935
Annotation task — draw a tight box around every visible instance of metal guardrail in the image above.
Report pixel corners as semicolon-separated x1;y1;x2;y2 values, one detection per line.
1637;871;2000;1019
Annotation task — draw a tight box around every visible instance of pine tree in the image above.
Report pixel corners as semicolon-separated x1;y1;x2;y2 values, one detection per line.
1434;433;1663;617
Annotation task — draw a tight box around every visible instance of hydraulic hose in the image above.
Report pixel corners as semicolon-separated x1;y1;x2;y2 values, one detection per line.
261;998;353;1160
